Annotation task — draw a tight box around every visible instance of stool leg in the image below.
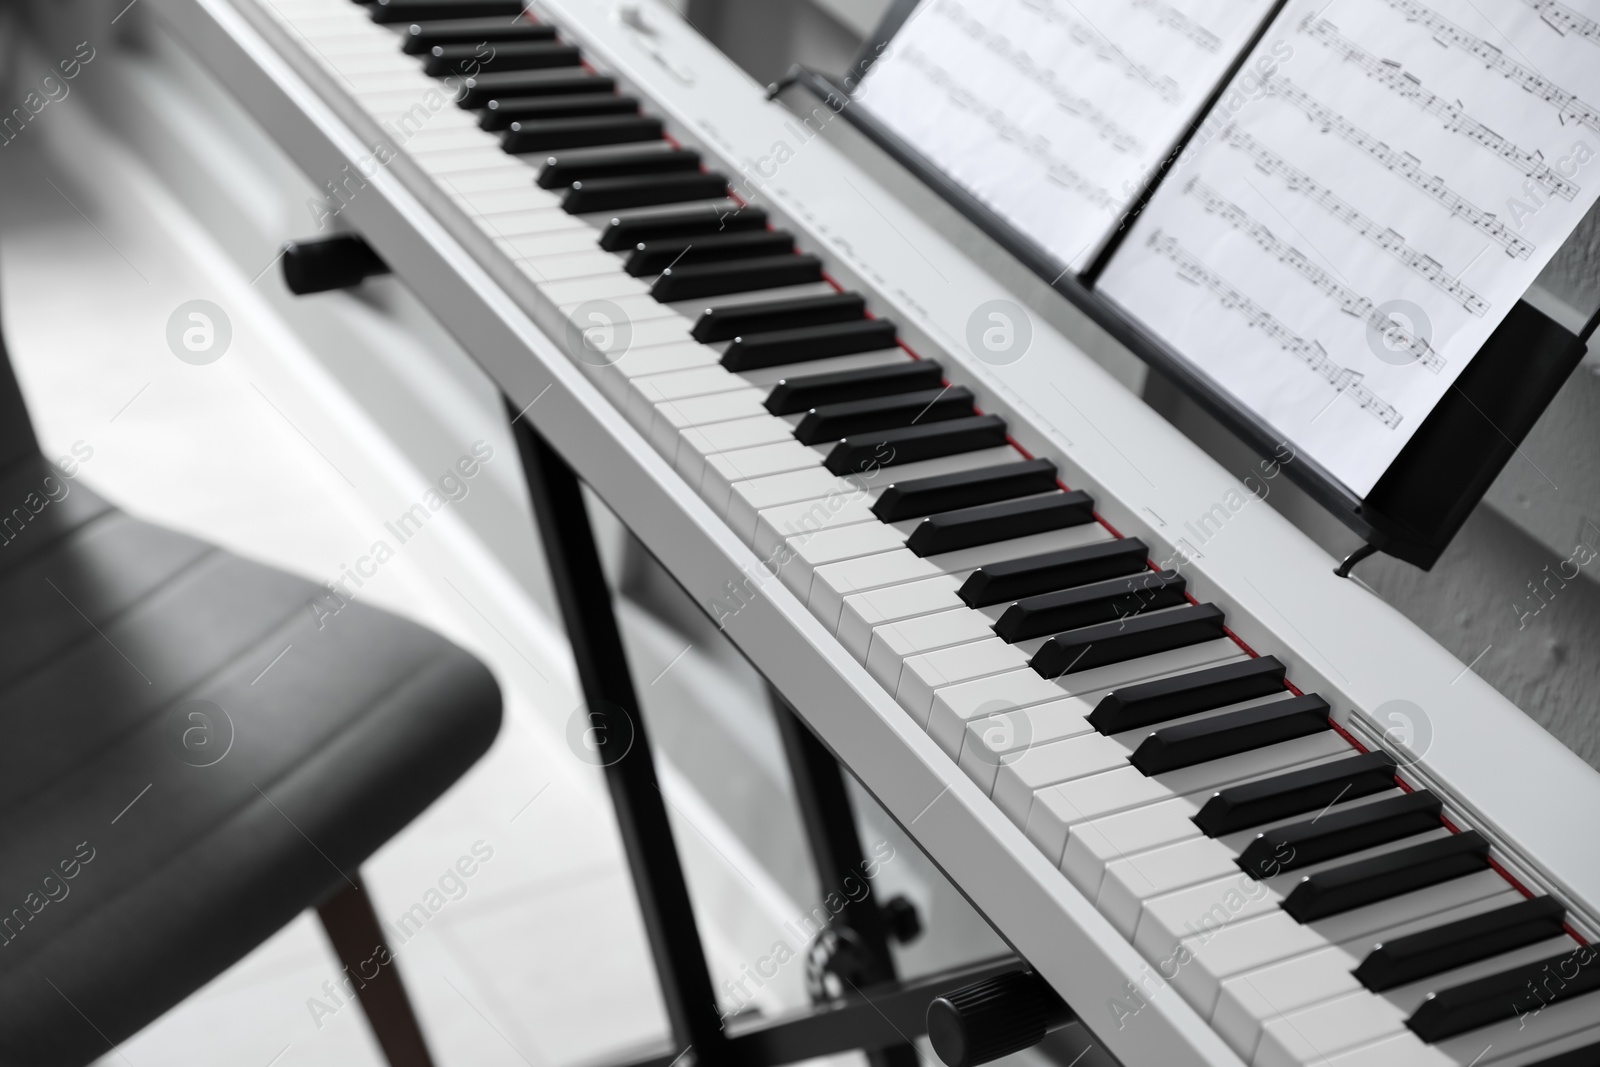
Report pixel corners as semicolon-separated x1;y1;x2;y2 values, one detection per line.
316;875;437;1067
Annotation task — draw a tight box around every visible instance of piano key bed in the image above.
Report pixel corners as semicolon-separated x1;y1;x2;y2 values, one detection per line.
160;0;1600;1063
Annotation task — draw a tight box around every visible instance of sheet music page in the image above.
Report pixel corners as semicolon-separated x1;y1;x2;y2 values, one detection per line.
856;0;1279;272
1100;0;1600;496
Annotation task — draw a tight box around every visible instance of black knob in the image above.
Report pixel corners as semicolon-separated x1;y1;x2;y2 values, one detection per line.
883;895;922;944
281;234;390;295
926;970;1072;1067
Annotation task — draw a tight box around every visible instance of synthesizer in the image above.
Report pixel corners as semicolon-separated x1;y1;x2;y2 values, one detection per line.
138;0;1600;1062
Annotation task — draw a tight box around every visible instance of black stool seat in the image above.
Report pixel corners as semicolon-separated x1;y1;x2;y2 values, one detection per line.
0;456;502;1065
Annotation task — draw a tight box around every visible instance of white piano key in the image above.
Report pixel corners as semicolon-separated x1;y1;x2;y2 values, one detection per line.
1213;945;1364;1059
993;733;1139;824
929;668;1074;735
346;68;448;94
926;641;1244;757
681;416;796;485
628;365;748;423
1063;794;1205;898
412;144;532;175
394;125;494;154
897;638;1033;726
1172;875;1517;1017
605;339;719;383
704;440;825;502
779;521;910;597
475;206;581;235
514;249;622;283
565;291;681;325
1321;1032;1457;1066
727;468;861;543
1000;695;1327;829
1255;989;1416;1067
1133;873;1285;967
1231;937;1574;1065
496;228;609;260
603;315;696;351
1028;766;1180;862
867;608;998;688
809;551;946;631
754;493;877;561
839;575;965;661
1100;837;1245;938
542;271;654;305
655;385;768;432
440;167;554;195
804;495;1108;628
957;699;1098;793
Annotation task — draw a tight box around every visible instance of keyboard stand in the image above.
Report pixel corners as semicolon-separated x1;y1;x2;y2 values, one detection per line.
507;399;1021;1066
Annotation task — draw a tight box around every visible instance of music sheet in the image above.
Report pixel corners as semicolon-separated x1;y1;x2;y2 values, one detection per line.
856;0;1279;272
1100;0;1600;496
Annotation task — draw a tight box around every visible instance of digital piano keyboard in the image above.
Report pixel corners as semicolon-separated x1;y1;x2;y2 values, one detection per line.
143;0;1600;1062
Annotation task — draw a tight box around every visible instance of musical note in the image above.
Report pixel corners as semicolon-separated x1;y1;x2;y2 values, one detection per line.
1015;0;1182;101
1132;0;1222;52
1384;0;1600;132
1185;178;1446;371
931;0;1144;154
1300;19;1580;201
1261;74;1538;256
1522;0;1600;48
900;46;1120;212
1148;230;1405;428
1219;126;1495;312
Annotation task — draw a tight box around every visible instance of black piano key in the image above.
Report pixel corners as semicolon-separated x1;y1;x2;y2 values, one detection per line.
1193;752;1397;836
1235;789;1441;880
994;572;1188;643
626;230;795;277
906;491;1095;557
599;205;767;251
1088;656;1288;734
651;252;820;300
1406;942;1600;1042
1129;694;1329;776
722;319;899;372
370;0;526;23
767;360;943;417
958;538;1149;607
793;387;973;445
502;114;662;153
693;292;865;342
871;457;1057;521
480;94;637;129
1030;603;1227;678
540;147;699;189
1280;830;1490;923
425;41;581;76
1355;896;1567;992
457;71;614;108
401;17;557;53
566;172;730;214
823;415;1008;476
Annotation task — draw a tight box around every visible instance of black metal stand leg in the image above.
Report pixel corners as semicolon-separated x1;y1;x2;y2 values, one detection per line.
509;401;729;1066
769;689;919;1067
